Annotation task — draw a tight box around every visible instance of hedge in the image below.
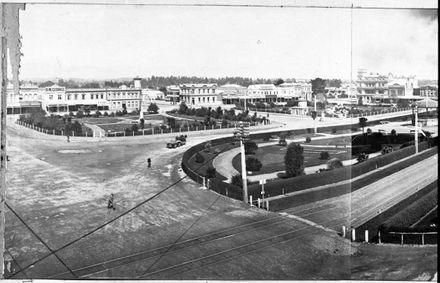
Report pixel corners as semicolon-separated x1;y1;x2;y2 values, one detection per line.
246;139;435;200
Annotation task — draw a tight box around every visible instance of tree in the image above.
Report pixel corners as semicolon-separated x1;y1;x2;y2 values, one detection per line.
131;123;139;132
206;167;216;179
76;110;84;118
274;78;285;86
319;151;330;160
305;136;311;143
244;140;258;154
148;103;159;114
359;117;368;133
311;78;326;95
284;143;304;178
178;102;189;114
94;110;102;117
246;157;262;172
71;121;82;135
366;128;372;135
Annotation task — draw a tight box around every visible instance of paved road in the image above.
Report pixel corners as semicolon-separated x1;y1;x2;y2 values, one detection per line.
281;155;438;231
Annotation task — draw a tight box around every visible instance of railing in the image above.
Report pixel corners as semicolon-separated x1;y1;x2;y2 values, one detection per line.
384;231;437;245
16;119;270;138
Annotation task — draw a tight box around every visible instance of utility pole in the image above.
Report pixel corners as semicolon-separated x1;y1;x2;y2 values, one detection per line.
414;105;418;154
0;4;7;278
234;122;249;203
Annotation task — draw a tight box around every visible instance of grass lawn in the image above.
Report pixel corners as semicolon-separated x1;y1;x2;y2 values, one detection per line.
78;117;124;124
99;123;137;132
232;144;352;174
307;136;353;146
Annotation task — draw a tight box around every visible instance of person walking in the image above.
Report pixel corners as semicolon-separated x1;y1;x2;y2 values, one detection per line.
107;193;115;211
147;158;151;168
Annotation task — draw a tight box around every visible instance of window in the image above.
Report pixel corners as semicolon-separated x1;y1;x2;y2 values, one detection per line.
49;95;53;100
58;94;62;100
82;94;86;100
101;94;104;99
67;94;71;100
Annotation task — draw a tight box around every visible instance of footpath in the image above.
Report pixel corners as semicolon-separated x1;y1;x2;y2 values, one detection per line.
213;131;372;182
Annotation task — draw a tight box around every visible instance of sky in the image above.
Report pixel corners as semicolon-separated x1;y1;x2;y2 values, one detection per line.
17;3;438;80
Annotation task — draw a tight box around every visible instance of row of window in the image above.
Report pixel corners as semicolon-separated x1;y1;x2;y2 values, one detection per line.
184;96;217;104
181;88;216;94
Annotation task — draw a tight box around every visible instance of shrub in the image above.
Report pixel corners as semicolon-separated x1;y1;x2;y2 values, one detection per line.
327;158;343;170
94;110;102;117
246;157;262;172
319;151;330;160
122;109;128;115
284;143;304;177
231;174;243;188
332;128;337;134
305;136;311;143
69;111;74;117
244;140;258;154
356;152;369;163
148;103;159;114
194;152;204;163
76;110;84;118
71;121;82;135
206;167;216;179
131;123;139;132
103;111;109;117
204;141;212;152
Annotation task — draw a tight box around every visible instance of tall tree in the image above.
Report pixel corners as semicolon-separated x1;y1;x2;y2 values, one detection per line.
311;78;327;95
284;143;304;178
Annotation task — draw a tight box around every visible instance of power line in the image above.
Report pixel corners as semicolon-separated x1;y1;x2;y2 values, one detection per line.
137;194;222;278
7;140;233;278
5;202;77;278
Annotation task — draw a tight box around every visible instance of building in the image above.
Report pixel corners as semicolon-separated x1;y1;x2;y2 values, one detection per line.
419;85;438;98
6;83;42;114
41;84;141;115
165;85;180;104
179;83;221;107
356;69;419;105
218;84;247;105
105;85;141;113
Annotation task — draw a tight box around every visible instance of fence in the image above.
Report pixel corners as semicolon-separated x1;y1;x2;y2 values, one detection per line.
16;119;267;138
381;231;437;245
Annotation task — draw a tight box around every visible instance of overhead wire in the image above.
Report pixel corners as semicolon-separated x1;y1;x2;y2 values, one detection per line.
6;138;235;278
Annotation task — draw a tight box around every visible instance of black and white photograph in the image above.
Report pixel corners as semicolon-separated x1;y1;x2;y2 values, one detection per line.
0;0;437;280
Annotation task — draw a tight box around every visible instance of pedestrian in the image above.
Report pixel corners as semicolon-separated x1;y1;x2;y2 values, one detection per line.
107;193;115;210
147;158;151;168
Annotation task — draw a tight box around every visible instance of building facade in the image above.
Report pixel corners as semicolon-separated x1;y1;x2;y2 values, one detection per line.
179;83;221;107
